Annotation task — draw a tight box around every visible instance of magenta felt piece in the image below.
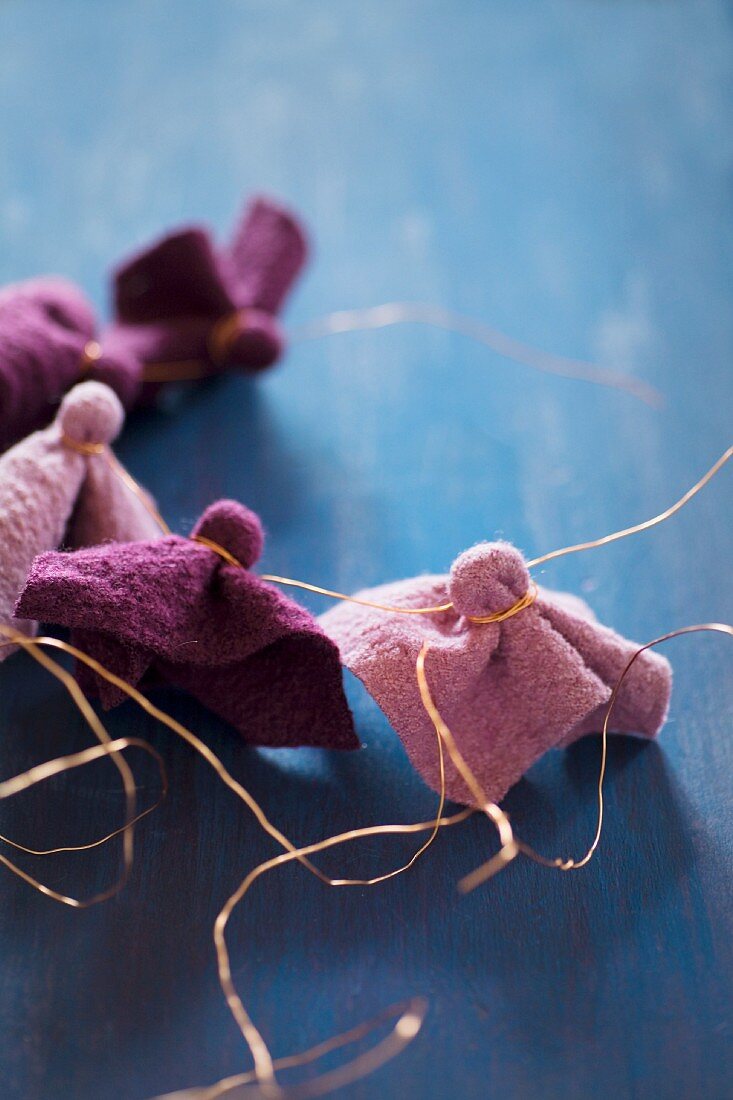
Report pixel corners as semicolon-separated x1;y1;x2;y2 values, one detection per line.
17;501;357;751
0;278;140;450
0;381;162;657
319;541;672;805
111;195;308;384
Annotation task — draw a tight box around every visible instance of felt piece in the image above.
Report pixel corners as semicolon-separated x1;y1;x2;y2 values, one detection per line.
319;541;672;805
17;501;358;751
0;381;161;657
111;195;308;380
0;278;140;451
66;440;164;549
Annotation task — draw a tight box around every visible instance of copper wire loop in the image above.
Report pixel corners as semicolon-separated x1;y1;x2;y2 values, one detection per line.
466;582;538;624
78;339;102;374
60;433;106;456
208;309;251;364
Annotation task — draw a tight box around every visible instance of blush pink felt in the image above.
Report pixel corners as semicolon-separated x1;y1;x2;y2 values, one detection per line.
0;381;163;657
319;541;672;805
17;501;358;752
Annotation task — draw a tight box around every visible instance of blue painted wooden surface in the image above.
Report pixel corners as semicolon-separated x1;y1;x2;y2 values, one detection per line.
0;2;731;1097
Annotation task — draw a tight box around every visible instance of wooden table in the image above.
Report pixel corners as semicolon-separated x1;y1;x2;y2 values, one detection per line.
0;3;731;1097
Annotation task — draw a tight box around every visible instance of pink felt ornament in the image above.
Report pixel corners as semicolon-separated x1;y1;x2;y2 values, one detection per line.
320;541;672;805
0;380;162;657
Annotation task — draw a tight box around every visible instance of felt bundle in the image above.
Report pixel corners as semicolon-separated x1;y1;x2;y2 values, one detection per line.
320;541;673;805
17;500;358;751
0;381;163;657
0;278;140;450
0;196;307;451
110;194;308;387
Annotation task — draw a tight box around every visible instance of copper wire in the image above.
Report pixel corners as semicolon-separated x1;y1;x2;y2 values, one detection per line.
0;629;167;907
60;433;106;456
140;301;663;405
141;309;252;382
60;434;172;535
78;339;102;375
527;445;733;570
0;626;467;1098
3;445;730;1096
291;303;664;406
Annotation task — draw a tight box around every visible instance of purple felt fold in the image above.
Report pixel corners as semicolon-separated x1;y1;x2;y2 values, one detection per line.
111;195;308;382
0;381;163;657
0;278;140;451
0;197;308;450
17;500;358;751
319;541;672;805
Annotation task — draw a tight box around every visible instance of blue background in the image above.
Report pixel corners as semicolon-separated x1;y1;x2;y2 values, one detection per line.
0;2;731;1098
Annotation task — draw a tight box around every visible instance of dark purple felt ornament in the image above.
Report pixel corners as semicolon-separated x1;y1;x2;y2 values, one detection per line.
16;500;357;751
0;197;308;451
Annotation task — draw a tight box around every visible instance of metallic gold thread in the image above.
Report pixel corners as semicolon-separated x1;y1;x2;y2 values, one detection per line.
78;339;102;375
0;626;466;1098
193;538;537;624
137;300;661;403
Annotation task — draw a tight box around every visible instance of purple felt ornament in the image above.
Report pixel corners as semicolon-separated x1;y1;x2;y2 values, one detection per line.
320;542;672;805
0;278;140;451
0;197;307;451
17;501;358;751
0;381;162;657
108;195;308;390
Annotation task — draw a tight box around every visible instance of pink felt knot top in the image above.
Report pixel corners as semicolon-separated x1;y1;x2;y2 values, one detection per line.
16;500;358;752
109;195;308;388
0;380;163;656
320;541;672;805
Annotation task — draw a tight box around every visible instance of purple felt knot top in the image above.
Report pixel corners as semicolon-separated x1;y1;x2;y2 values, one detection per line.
0;196;308;451
320;540;673;805
16;500;358;752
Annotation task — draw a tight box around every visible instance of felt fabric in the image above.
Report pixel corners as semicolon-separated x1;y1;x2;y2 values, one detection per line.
0;381;161;656
0;197;306;450
0;278;140;451
111;195;308;382
17;500;358;751
66;441;164;549
319;541;672;805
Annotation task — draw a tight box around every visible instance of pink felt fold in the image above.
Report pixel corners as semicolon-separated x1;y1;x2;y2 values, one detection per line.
319;541;672;805
0;381;163;657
